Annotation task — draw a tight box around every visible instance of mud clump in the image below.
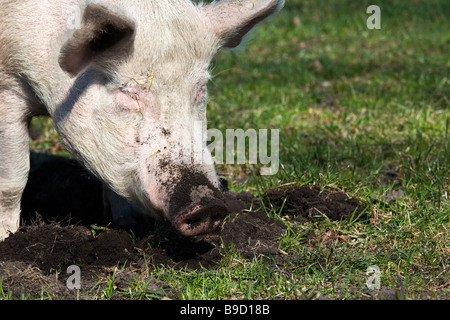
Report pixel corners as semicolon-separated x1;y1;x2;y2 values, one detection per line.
263;185;366;222
219;211;287;258
223;190;257;212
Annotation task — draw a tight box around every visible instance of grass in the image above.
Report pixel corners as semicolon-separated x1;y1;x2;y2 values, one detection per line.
24;0;450;300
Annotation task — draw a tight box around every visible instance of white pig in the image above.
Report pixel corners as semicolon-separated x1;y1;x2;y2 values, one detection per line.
0;0;284;240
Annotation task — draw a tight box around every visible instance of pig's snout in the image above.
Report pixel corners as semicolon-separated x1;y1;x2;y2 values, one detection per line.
174;202;228;237
169;184;229;237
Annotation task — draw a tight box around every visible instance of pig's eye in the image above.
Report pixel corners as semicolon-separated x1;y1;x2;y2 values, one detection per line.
117;87;141;112
121;87;139;99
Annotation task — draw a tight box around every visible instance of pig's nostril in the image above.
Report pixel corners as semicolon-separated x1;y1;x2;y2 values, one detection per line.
185;210;214;229
211;214;222;223
186;216;203;227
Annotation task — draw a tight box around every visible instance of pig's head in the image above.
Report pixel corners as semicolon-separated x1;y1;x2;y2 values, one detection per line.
55;0;284;237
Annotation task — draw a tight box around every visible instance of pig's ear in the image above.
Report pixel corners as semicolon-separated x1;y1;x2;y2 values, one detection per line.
202;0;284;48
59;3;135;77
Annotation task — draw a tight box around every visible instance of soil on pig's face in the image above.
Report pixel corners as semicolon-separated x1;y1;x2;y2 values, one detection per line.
0;155;367;300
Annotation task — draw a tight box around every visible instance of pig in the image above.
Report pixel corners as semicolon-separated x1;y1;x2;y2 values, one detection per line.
0;0;284;240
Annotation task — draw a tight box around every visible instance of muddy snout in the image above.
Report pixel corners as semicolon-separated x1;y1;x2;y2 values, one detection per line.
174;201;228;237
171;185;229;237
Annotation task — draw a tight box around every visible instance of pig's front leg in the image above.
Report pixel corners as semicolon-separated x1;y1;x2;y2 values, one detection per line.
0;91;31;241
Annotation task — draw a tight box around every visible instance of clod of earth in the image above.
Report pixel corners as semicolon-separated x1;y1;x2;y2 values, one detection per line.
263;185;366;222
219;211;287;258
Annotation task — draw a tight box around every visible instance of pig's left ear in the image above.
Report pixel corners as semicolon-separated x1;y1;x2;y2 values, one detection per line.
202;0;284;48
59;3;135;77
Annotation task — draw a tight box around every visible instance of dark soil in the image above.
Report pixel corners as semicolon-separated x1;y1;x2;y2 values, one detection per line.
219;211;287;259
0;154;372;300
263;185;366;222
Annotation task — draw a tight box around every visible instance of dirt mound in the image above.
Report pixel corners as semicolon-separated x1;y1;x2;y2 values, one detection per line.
134;209;285;270
0;224;133;271
220;211;287;258
0;224;177;299
263;185;366;222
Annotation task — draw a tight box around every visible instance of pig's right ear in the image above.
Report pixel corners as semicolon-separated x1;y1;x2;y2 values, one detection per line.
202;0;284;49
59;3;135;77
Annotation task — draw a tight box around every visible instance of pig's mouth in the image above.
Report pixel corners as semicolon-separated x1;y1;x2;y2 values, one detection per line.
173;202;229;237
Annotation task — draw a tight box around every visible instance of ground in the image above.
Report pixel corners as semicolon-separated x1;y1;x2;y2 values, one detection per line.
0;155;374;300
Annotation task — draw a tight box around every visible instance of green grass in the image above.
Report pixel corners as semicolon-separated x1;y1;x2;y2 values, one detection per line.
26;0;449;299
